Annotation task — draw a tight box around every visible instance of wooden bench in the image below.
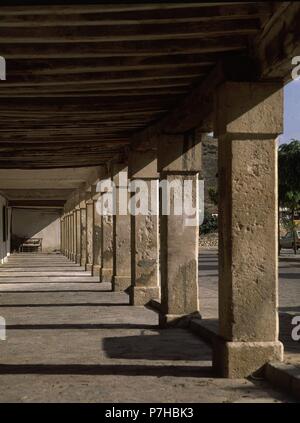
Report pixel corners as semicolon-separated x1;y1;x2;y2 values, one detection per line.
19;238;43;253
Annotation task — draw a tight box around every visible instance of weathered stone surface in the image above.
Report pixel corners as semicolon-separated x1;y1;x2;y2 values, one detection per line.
129;149;159;179
265;363;295;396
63;215;67;256
129;147;160;305
75;208;81;264
112;189;131;292
92;199;101;276
110;165;131;291
131;286;160;309
111;163;129;187
159;173;200;326
214;82;283;137
214;81;284;377
67;213;71;260
219;138;280;341
85;200;94;272
80;206;87;267
61;217;65;255
69;213;72;260
100;214;113;283
72;210;77;262
157;131;201;172
213;340;283;378
130;179;160;305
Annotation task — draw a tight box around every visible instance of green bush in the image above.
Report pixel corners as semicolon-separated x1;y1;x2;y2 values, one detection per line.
200;211;218;234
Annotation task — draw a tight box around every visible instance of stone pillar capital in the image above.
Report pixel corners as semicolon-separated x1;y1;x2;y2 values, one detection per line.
157;130;201;173
128;148;159;179
214;81;283;137
111;163;129;187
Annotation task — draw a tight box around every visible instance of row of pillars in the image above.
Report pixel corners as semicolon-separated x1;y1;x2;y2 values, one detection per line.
61;82;284;378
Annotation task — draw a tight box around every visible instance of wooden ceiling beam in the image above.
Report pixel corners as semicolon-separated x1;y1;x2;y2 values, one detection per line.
7;57;214;75
0;123;145;130
0;162;112;170
0;148;123;155
0;79;193;95
0;139;134;145
0;95;177;106
8;200;65;207
0;109;167;118
0;66;207;86
0;3;270;25
0;19;260;43
0;103;176;114
0;140;129;148
0;3;262;16
0;36;247;58
0;90;188;98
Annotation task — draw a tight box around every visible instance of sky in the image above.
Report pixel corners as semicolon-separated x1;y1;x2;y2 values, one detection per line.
280;80;300;144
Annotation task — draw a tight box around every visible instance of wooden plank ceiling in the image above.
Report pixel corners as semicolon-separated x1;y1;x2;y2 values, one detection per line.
0;2;274;169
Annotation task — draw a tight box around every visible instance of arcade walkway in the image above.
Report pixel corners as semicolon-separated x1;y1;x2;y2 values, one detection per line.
0;254;292;402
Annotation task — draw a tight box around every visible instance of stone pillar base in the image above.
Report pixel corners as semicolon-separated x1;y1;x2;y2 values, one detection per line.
112;275;131;292
92;265;101;276
75;254;81;264
130;286;160;306
80;259;86;267
159;312;201;328
100;267;113;283
213;339;284;378
85;263;93;272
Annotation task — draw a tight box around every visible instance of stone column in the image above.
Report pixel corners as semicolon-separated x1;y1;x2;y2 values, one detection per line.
129;149;160;305
70;212;74;261
112;163;131;291
80;201;87;267
72;210;77;262
92;192;102;276
98;174;114;283
100;214;113;283
65;213;69;258
158;131;200;327
85;199;94;272
63;214;67;256
67;212;71;259
67;213;71;260
60;216;64;255
72;211;76;261
75;206;81;264
213;81;284;378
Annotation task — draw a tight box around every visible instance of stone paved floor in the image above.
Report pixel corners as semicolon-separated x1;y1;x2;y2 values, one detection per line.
0;253;295;402
199;248;300;367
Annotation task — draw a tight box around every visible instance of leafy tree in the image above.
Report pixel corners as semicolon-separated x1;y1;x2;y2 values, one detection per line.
200;210;218;234
208;187;218;206
278;140;300;253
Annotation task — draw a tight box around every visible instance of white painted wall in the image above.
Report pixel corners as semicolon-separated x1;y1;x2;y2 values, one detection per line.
0;194;11;263
12;208;61;253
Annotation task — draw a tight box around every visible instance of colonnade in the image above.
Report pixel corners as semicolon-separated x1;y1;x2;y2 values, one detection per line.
61;81;284;378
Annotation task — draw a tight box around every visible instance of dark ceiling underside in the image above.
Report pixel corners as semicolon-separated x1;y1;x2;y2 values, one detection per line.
0;2;274;168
